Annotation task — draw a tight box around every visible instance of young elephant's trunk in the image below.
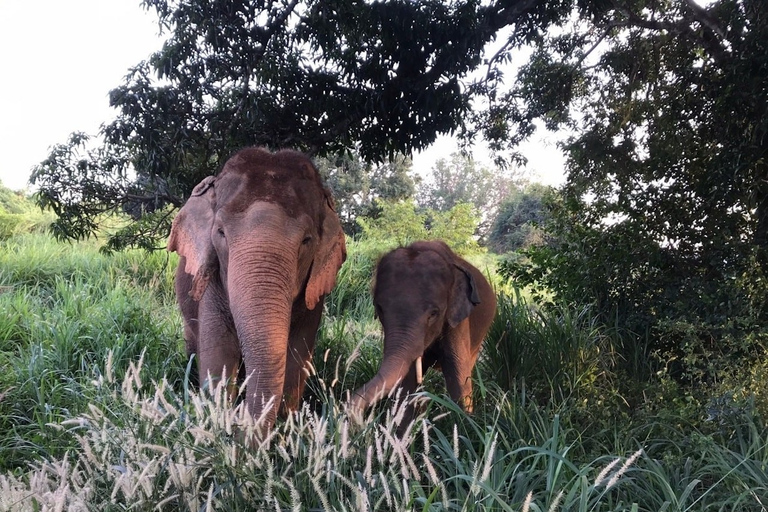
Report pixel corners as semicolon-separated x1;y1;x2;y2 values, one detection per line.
349;329;423;411
349;359;411;410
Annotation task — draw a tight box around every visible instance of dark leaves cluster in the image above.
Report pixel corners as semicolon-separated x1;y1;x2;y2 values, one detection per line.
32;0;553;250
507;0;768;386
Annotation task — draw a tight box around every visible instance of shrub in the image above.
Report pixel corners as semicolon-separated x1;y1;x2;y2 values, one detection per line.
480;291;618;404
0;185;54;240
357;199;480;255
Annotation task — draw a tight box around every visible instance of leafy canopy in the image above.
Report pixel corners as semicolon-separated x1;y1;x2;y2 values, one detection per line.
31;0;551;250
416;152;516;241
488;182;552;253
502;0;768;386
315;151;417;237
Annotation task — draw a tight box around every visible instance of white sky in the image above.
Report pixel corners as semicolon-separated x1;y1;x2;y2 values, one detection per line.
0;0;565;192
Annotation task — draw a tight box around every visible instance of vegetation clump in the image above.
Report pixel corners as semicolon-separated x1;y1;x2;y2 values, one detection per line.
0;224;766;510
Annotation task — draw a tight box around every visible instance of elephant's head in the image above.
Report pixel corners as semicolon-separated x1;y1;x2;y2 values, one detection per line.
168;147;346;427
350;240;480;411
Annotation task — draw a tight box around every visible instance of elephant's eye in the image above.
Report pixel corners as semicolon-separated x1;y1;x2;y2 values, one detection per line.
302;235;313;245
217;228;225;238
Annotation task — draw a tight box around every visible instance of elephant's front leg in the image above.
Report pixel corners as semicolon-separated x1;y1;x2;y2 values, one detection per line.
281;299;324;416
198;292;241;401
440;321;475;413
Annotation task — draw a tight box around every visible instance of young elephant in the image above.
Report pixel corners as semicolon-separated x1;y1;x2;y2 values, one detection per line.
350;240;496;416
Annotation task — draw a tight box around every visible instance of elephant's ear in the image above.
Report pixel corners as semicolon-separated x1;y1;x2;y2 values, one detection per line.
447;264;482;328
305;191;347;310
167;176;218;301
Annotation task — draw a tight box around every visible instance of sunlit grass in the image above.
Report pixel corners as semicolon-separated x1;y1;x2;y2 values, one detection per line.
0;232;766;510
1;353;765;510
0;233;183;470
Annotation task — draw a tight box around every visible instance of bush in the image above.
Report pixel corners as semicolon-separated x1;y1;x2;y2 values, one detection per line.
479;291;622;418
0;185;54;240
488;183;553;253
357;199;480;255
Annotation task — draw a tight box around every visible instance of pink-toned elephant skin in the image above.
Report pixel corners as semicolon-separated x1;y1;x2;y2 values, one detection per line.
167;147;346;429
350;240;497;420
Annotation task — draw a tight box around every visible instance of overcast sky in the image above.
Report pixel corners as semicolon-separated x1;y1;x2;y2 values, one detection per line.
0;1;564;192
0;0;160;190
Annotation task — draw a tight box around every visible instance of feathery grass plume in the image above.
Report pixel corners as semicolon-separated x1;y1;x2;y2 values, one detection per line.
480;431;499;483
605;449;644;489
340;419;349;459
375;427;385;464
203;481;215;511
263;456;275;504
522;490;533;512
469;459;481;496
420;419;447;502
465;425;500;497
287;479;302;512
310;472;332;511
345;339;363;370
364;445;374;484
594;456;622;487
422;420;431;455
453;423;460;460
0;459;88;512
354;482;371;510
105;349;115;383
379;470;393;508
547;489;564;512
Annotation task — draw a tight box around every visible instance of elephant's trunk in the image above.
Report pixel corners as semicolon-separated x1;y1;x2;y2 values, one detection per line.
228;243;295;429
350;329;423;411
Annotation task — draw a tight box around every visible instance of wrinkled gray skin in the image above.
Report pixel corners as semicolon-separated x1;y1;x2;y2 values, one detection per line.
350;240;496;420
168;147;346;429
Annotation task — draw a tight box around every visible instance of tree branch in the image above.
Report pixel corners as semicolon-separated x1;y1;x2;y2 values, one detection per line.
611;0;729;64
680;0;726;39
574;24;615;68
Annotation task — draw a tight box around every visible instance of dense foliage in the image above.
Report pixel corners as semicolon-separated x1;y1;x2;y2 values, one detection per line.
30;0;547;250
498;0;768;389
487;182;552;253
416;152;516;239
357;199;480;254
316;150;417;236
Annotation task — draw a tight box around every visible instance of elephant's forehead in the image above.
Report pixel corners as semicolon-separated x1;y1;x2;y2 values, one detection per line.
378;249;451;283
217;165;323;217
393;247;446;266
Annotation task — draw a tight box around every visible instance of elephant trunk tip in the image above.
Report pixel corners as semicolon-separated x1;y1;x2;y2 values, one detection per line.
348;380;388;413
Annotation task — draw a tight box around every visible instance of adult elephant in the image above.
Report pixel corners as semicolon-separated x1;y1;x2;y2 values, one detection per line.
350;240;496;419
168;147;346;428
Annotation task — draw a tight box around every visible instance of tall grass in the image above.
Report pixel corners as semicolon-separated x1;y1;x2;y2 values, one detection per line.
0;233;183;471
1;355;765;510
480;290;618;404
0;232;766;510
